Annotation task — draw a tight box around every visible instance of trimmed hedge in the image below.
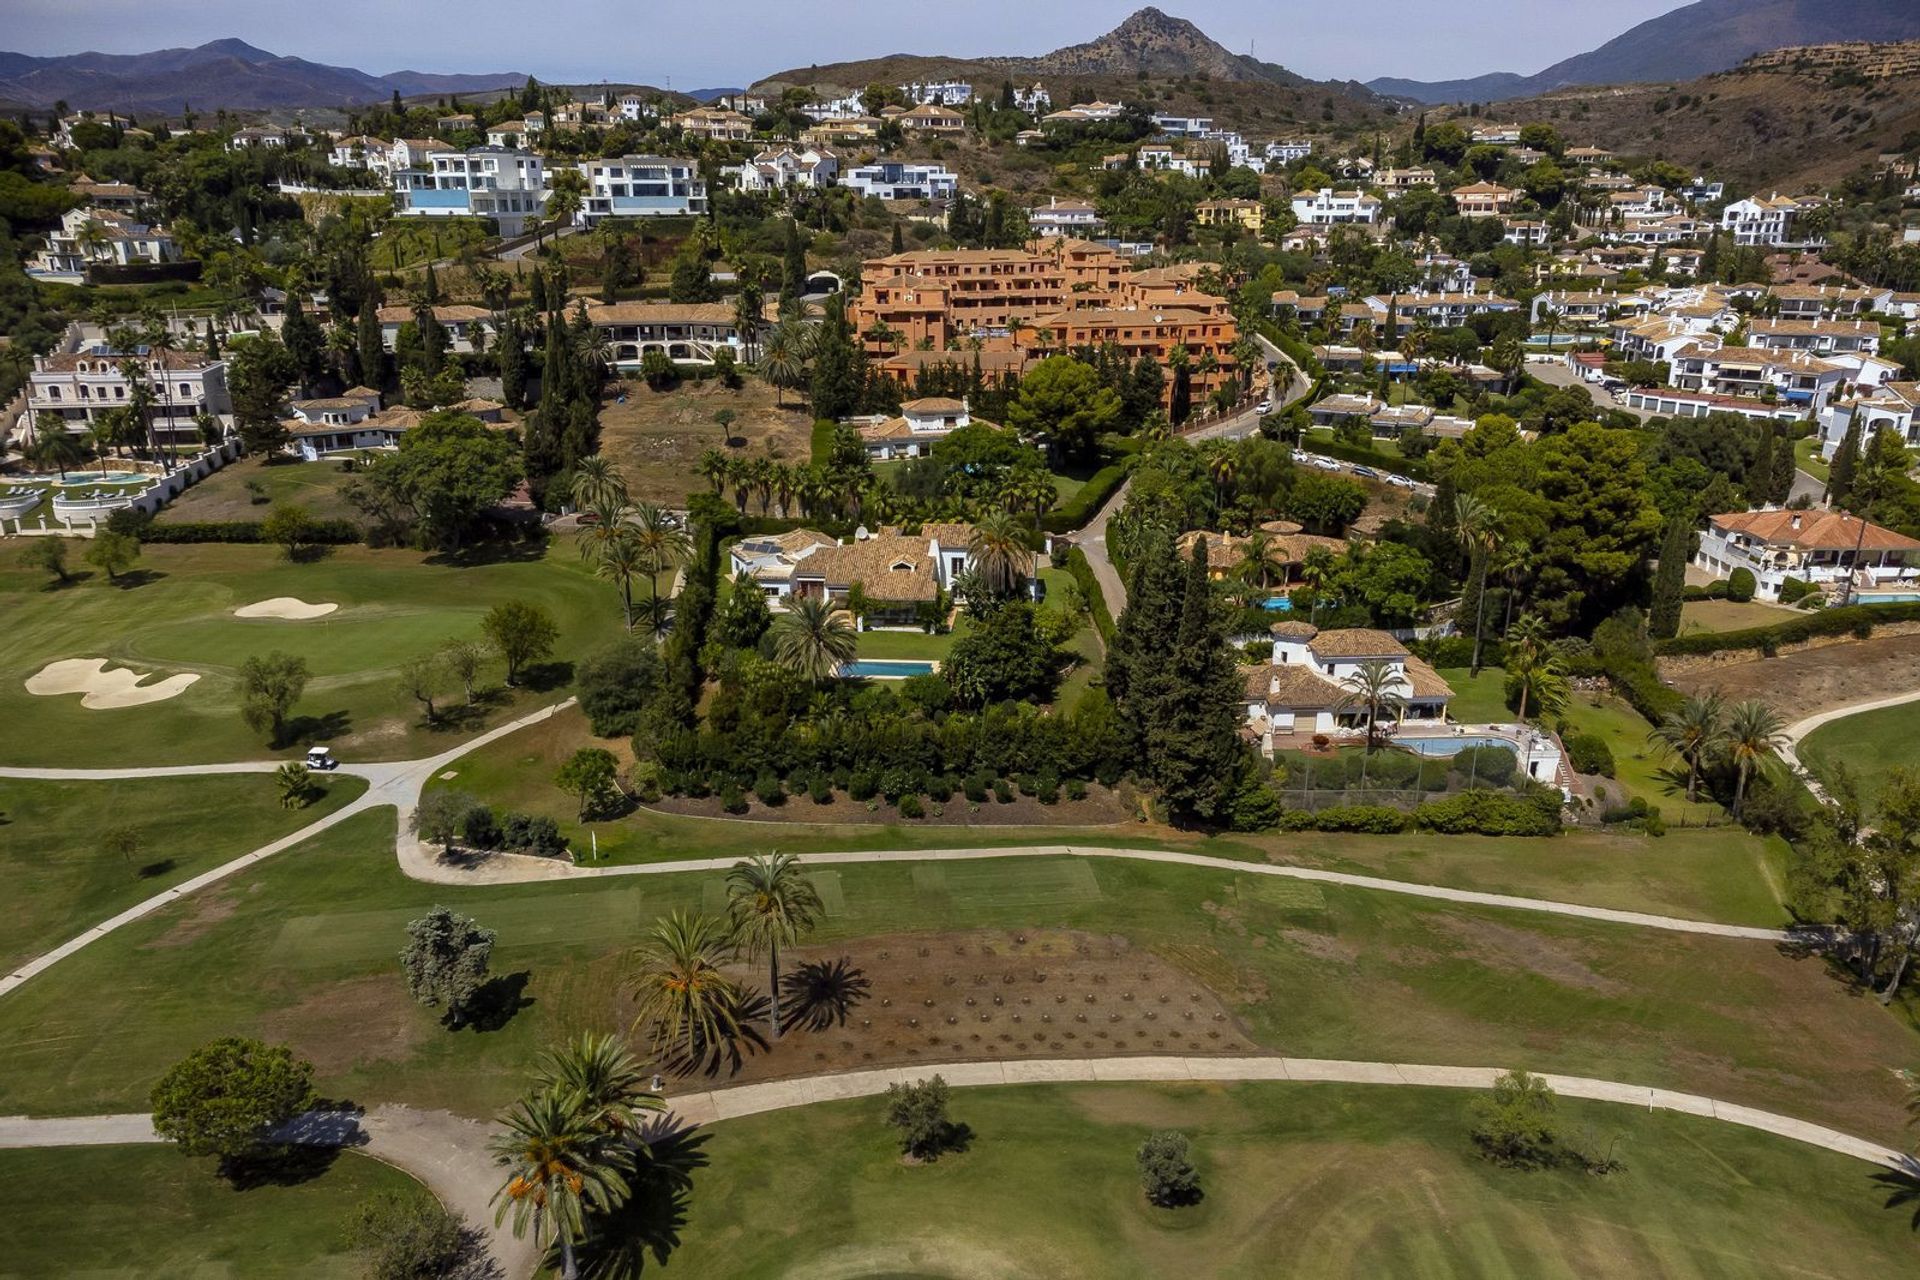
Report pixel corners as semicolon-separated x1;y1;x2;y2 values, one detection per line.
1652;601;1920;659
1564;733;1615;778
1414;789;1563;836
1042;457;1133;534
1302;436;1432;482
1064;546;1115;644
113;510;360;544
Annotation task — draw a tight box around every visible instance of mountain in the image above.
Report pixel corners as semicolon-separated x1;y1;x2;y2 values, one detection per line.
980;6;1306;85
1369;0;1920;103
0;39;525;113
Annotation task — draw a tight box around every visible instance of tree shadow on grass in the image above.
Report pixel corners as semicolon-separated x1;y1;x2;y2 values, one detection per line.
219;1141;343;1189
658;995;771;1081
571;1123;711;1278
460;970;534;1032
137;857;177;879
1872;1159;1920;1229
781;956;872;1033
521;661;574;694
39;570;96;592
109;568;166;590
285;709;352;748
424;537;550;569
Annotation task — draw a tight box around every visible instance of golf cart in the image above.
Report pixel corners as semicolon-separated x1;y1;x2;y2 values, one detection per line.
305;746;339;771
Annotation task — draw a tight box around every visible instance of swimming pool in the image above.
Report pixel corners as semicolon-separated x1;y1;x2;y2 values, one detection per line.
1259;596;1295;612
1392;735;1518;757
57;471;148;487
838;659;938;679
1856;593;1920;605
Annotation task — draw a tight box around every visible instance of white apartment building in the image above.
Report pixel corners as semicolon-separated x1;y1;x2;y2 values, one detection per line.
843;162;958;201
1748;318;1882;358
1029;197;1103;237
582;302;746;367
1291;188;1382;225
27;207;181;283
578;156;709;224
1266;140;1314;164
29;344;229;445
1721;193;1827;248
392;146;548;236
899;79;973;105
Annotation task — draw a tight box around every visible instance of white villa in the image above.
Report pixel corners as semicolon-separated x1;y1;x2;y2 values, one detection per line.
1291;189;1382;225
578;156;708;223
27;206;182;283
1029;197;1103;238
1819;381;1920;456
582;302;746;367
727;529;838;602
791;522;1002;626
843;162;959;201
726;146;838;193
375;304;496;353
856;397;982;460
392;146;548;236
1242;623;1454;740
1721;193;1827;248
28;345;229;448
1693;509;1920;601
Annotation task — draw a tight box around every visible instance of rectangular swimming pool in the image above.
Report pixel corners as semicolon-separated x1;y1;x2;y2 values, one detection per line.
1392;735;1518;757
838;659;938;679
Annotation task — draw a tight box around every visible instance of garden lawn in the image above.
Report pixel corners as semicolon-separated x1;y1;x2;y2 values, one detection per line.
654;1082;1920;1279
1436;666;1510;724
1679;599;1800;635
1794;435;1831;483
0;1145;432;1279
1801;702;1920;818
0;538;623;766
0;772;365;973
1559;693;1726;825
157;455;362;525
0;809;1912;1147
855;628;959;660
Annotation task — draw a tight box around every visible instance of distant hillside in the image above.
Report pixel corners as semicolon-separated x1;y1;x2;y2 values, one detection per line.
756;6;1388;134
0;39;524;113
1372;0;1920;103
1484;56;1920;191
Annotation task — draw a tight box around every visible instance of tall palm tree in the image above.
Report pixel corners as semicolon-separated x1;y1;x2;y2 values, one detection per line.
1299;545;1337;623
490;1086;633;1280
626;910;743;1061
1725;699;1788;819
570;454;628;511
968;510;1031;597
1238;529;1280;590
1650;692;1727;804
1453;491;1498;675
697;447;730;493
628;501;693;617
732;282;764;359
1335;659;1408;752
594;527;649;631
726;852;824;1040
1505;644;1569;724
1203;442;1237;501
536;1032;663;1140
758;323;806;407
29;422;87;480
772;595;858;683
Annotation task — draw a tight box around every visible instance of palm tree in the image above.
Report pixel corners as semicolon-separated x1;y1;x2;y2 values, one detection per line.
1238;529;1280;590
628;502;693;617
1335;659;1408;752
1299;545;1337;623
536;1032;663;1140
490;1086;633;1280
732;282;764;359
1725;699;1787;819
594;527;649;631
1649;692;1727;804
758;323;806;407
726;852;824;1040
1453;491;1498;675
570;454;628;511
697;448;730;493
771;595;858;683
1504;642;1569;724
28;423;87;480
626;910;743;1060
968;510;1031;597
1203;442;1237;501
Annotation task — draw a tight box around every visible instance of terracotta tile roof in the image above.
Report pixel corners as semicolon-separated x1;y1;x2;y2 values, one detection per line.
901;396;966;414
375;304;491;325
1269;620;1319;639
794;535;940;601
1244;663;1345;707
1403;656;1455;701
1308;628;1409;659
1711;509;1920;553
584;302;735;325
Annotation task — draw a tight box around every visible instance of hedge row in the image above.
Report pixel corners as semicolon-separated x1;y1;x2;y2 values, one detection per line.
1064;546;1115;644
1042;457;1133;534
112;511;361;545
1274;789;1562;836
1651;601;1920;658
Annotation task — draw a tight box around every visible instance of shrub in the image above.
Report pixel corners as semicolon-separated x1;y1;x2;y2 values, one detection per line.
1726;567;1756;603
898;794;925;819
1778;576;1817;605
1065;777;1088;801
1017;774;1039;797
993;778;1015;804
1036;776;1060;805
1042;458;1132;533
460;805;501;850
1450;745;1517;787
344;1193;471;1280
1309;804;1408;833
880;767;919;803
719;780;748;813
1652;601;1920;658
849;770;879;802
965;772;991;803
884;1075;954;1160
1415;790;1562;836
1564;733;1615;778
928;775;955;802
1137;1130;1201;1207
499;812;567;858
809;773;834;805
753;771;785;806
1469;1069;1560;1169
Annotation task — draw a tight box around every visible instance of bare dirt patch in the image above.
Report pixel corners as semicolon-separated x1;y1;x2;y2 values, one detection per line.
562;929;1259;1087
1668;633;1920;721
259;975;428;1074
140;884;244;950
597;377;816;505
1422;915;1628;996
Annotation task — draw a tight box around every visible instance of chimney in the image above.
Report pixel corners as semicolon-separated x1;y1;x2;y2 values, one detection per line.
1790;514;1802;531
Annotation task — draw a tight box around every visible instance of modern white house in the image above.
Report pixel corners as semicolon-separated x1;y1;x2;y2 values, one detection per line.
577;156;708;224
1291;189;1382;225
27;207;182;283
285;388;401;460
1241;622;1454;739
1692;508;1920;601
1720;193;1827;248
393;147;548;235
899;79;973;105
843;162;959;201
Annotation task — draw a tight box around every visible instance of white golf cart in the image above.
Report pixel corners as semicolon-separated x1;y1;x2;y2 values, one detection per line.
305;746;339;771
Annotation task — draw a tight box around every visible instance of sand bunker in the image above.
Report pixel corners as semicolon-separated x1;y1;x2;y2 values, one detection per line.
234;597;338;620
26;658;200;709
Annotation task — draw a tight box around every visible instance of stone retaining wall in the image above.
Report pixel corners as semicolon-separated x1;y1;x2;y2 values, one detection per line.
1656;620;1920;677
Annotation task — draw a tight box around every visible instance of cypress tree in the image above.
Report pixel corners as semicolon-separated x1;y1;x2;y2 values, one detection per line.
356;303;386;391
782;220;807;299
891;221;904;254
1829;418;1862;507
1427;474;1460;574
498;316;526;410
202;318;220;359
1648;516;1690;640
1751;420;1777;506
280;294;323;390
1152;540;1245;827
1105;526;1185;743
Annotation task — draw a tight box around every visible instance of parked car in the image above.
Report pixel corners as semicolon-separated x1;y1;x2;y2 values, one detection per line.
1255;399;1273;415
1351;466;1379;480
1386;474;1416;489
305;746;338;771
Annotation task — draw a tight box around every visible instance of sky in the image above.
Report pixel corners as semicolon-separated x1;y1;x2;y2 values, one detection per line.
2;0;1696;88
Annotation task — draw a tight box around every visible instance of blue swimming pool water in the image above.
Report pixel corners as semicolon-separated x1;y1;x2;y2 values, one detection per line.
1392;735;1518;757
1259;596;1294;612
1857;593;1920;605
838;659;937;679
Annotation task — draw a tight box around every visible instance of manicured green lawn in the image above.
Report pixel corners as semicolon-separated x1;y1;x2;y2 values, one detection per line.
1679;599;1799;635
1437;666;1511;723
0;772;365;973
1559;693;1726;825
0;808;1910;1146
1802;702;1920;816
0;539;623;765
658;1082;1920;1278
855;627;957;660
0;1145;433;1279
1794;435;1831;483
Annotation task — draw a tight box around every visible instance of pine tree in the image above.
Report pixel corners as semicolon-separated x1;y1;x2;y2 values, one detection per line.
1427;474;1460;574
1829;418;1862;507
1105;527;1184;741
279;294;323;391
1648;516;1690;640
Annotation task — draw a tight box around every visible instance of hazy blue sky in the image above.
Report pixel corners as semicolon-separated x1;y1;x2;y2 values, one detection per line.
4;1;1694;87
